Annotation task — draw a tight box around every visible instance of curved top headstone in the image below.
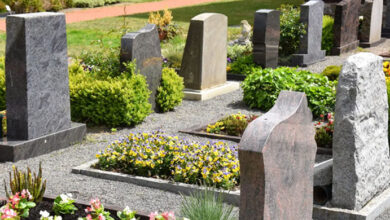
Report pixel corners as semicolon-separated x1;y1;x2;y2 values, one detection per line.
239;91;316;220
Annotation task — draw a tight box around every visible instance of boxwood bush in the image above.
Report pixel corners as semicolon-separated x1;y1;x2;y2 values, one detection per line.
156;67;184;112
69;61;151;126
322;15;334;55
241;67;337;117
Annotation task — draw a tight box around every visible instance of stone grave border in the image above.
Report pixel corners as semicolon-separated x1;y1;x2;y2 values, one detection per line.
180;121;332;155
72;159;333;206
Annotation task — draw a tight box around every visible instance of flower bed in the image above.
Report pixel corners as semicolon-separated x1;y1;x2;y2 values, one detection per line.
94;131;239;190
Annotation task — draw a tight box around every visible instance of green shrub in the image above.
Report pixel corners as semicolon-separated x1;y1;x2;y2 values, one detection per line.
279;4;306;57
72;0;118;8
79;48;121;78
69;62;151;126
315;113;334;149
156;67;184;112
241;67;336;117
322;15;334;55
3;0;44;13
321;65;341;81
227;44;252;61
161;35;185;69
229;54;256;75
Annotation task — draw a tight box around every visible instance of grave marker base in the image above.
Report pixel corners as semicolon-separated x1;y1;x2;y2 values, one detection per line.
0;122;86;162
291;50;326;67
313;187;390;220
183;81;239;101
331;40;360;55
359;38;386;48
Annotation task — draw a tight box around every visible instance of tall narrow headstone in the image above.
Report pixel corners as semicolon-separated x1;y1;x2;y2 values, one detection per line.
179;13;227;90
252;10;280;68
332;52;390;210
359;0;384;47
331;0;360;55
239;91;316;220
121;24;162;110
292;1;326;66
382;0;390;37
6;12;71;140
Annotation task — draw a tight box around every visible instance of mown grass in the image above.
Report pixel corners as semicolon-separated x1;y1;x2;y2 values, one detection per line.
0;0;303;57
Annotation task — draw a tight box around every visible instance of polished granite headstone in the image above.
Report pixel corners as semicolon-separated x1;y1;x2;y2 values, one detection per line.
292;0;326;66
359;0;384;47
239;91;316;220
382;0;390;37
180;13;227;90
331;0;360;55
120;24;162;110
2;12;86;162
253;9;280;68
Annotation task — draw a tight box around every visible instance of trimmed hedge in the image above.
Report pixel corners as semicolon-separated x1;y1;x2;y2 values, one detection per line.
156;67;184;112
241;67;337;117
69;62;151;126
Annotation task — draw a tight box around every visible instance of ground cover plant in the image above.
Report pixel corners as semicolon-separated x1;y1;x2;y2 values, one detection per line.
95;131;240;190
206;112;258;136
241;66;337;118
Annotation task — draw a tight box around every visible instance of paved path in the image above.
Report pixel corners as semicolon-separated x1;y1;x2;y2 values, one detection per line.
0;0;220;32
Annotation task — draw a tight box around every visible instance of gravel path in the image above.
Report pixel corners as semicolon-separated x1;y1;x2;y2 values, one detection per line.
1;41;390;219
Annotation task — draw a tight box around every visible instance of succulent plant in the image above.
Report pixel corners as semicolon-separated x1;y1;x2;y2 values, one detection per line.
4;162;46;202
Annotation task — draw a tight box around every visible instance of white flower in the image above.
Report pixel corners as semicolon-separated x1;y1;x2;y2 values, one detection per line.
123;206;133;215
54;216;62;220
59;193;72;204
40;210;50;218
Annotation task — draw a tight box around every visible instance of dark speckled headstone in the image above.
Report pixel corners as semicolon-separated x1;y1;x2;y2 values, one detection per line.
331;0;360;55
239;91;316;220
359;0;383;47
252;9;280;68
120;24;162;110
6;12;71;140
382;0;390;37
292;0;326;66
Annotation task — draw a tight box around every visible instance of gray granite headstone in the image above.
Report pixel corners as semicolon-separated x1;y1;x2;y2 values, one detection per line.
382;0;390;37
179;13;227;90
360;0;383;47
332;52;390;210
239;91;316;220
252;9;280;68
120;24;162;110
6;12;71;140
292;0;326;66
331;0;360;55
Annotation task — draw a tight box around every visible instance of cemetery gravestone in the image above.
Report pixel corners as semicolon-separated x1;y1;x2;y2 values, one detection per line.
252;9;280;68
1;12;86;162
382;0;390;37
331;0;360;55
239;91;316;220
121;24;162;110
332;52;390;210
180;13;227;90
360;0;384;47
292;0;326;66
6;12;71;140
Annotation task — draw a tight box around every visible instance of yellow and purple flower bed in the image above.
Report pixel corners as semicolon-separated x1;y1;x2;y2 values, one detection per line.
95;131;239;190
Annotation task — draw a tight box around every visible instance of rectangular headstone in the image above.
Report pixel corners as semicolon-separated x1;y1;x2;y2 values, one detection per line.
292;0;326;66
120;24;162;110
179;13;227;90
360;0;384;47
252;9;280;68
332;52;390;210
239;91;316;220
331;0;360;55
382;0;390;37
6;12;71;140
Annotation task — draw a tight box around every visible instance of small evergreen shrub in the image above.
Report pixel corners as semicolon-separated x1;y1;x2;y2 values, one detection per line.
69;62;151;126
321;65;341;81
279;4;306;57
241;67;336;117
156;67;184;112
229;54;256;75
79;48;121;78
322;15;334;55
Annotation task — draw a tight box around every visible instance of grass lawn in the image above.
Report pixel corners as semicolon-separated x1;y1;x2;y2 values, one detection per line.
0;0;303;57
